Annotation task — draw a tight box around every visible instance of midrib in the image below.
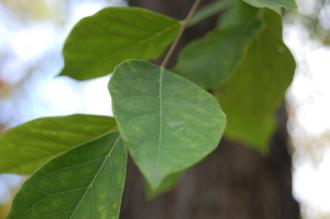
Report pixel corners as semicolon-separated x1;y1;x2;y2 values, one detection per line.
156;68;165;169
69;135;121;219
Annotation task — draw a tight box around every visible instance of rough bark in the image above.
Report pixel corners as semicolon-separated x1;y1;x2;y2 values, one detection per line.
121;1;300;218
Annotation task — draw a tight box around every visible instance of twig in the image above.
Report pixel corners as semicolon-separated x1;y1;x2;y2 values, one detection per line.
161;0;203;68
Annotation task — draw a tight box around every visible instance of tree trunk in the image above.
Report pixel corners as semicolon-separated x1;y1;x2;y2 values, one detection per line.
121;1;300;218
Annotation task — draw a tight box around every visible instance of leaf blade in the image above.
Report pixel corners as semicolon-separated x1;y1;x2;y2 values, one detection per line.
0;114;116;174
217;8;296;152
61;7;180;80
189;0;235;26
145;171;182;200
109;60;226;188
243;0;296;13
7;132;127;219
175;18;264;88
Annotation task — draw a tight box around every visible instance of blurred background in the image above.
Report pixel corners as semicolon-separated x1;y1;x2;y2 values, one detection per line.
0;0;329;218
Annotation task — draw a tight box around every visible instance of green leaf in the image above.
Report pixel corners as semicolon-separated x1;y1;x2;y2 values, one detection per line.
217;9;295;153
145;171;182;200
243;0;296;13
0;114;116;174
218;1;260;29
189;0;236;27
61;7;180;80
7;132;127;219
175;19;264;89
108;60;226;189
